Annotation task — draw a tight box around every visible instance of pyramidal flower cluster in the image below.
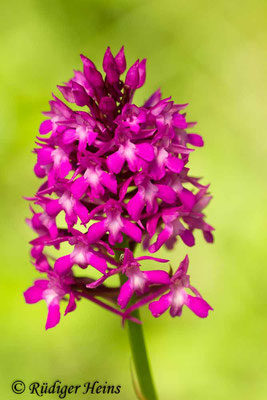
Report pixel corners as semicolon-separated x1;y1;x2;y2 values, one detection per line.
24;47;214;329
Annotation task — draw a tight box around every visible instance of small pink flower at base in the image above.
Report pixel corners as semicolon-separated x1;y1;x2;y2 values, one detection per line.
24;273;76;330
54;242;108;275
118;249;170;309
149;256;213;319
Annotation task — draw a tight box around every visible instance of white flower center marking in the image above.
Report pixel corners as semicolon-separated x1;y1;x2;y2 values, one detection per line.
52;148;66;166
123;142;136;161
59;192;74;214
43;289;58;306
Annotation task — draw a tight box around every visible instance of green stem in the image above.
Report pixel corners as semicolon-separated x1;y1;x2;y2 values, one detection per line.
115;245;158;400
126;308;158;400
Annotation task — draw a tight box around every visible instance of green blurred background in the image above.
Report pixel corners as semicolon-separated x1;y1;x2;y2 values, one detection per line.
1;0;267;399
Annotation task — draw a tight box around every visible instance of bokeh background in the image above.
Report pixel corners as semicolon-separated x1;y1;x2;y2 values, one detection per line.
1;1;267;399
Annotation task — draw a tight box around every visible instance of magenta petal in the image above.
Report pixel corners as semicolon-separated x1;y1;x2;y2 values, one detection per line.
137;59;146;88
119;177;132;202
87;221;107;244
62;129;77;145
74;201;89;224
136;143;155;161
127;191;145;220
149;224;173;253
122;219;142;243
88;253;107;274
34;163;46;178
117;281;134;309
58;159;72;179
185;295;213;318
35;280;50;289
37;147;52;165
180;230;195;247
71;177;88;199
39;120;52;135
80;54;96;74
115;46;126;74
46;302;61;329
49;221;58;240
187;133;204;147
144;270;171;285
88;67;104;88
179;188;196;209
64;293;77;315
106;66;120;85
157;185;176;204
24;284;45;304
101;172;117;194
123;248;135;265
169;302;183;318
87;130;98;146
125;61;139;88
166;156;184;173
194;195;212;213
172;113;187;129
136;255;169;263
57;85;76;103
149;293;171;317
72;82;90;106
203;230;214;243
103;47;114;71
54;255;73;275
176;254;189;275
146;215;160;237
46;200;62;216
76;132;89;152
107;151;124;174
144;89;162;107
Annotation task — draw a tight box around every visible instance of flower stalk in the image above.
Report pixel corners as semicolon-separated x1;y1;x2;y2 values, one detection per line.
126;308;157;400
